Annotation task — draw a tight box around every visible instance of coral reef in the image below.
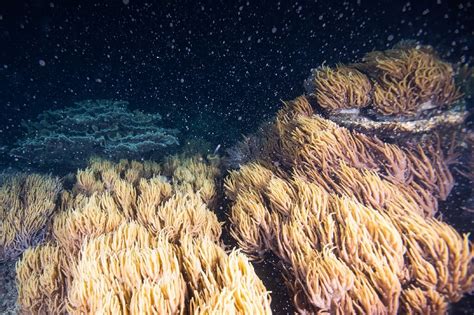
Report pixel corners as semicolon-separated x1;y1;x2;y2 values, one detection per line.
16;156;271;314
0;173;61;262
306;43;462;117
9;100;179;171
303;43;470;197
7;42;473;315
225;97;473;313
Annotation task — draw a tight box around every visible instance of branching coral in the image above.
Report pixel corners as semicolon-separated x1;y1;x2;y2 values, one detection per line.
72;157;163;196
148;192;222;242
401;287;449;314
52;193;126;263
225;97;473;313
72;154;221;209
0;174;61;261
372;76;420;115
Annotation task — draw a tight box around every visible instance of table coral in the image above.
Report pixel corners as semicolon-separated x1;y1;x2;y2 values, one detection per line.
10;100;179;171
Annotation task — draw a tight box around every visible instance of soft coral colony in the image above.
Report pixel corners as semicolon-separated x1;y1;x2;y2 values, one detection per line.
1;42;472;314
15;156;271;314
226;43;472;313
306;42;461;116
225;97;472;313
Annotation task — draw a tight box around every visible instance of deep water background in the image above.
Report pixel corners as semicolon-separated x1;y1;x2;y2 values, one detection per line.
0;0;473;155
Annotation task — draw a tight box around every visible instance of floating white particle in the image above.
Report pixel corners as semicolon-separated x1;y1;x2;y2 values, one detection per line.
123;0;130;5
387;34;394;41
39;60;46;66
272;26;277;33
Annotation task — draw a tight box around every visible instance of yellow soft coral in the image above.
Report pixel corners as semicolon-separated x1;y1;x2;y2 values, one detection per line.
309;44;463;116
225;96;473;313
0;174;61;261
16;156;271;314
313;65;372;111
